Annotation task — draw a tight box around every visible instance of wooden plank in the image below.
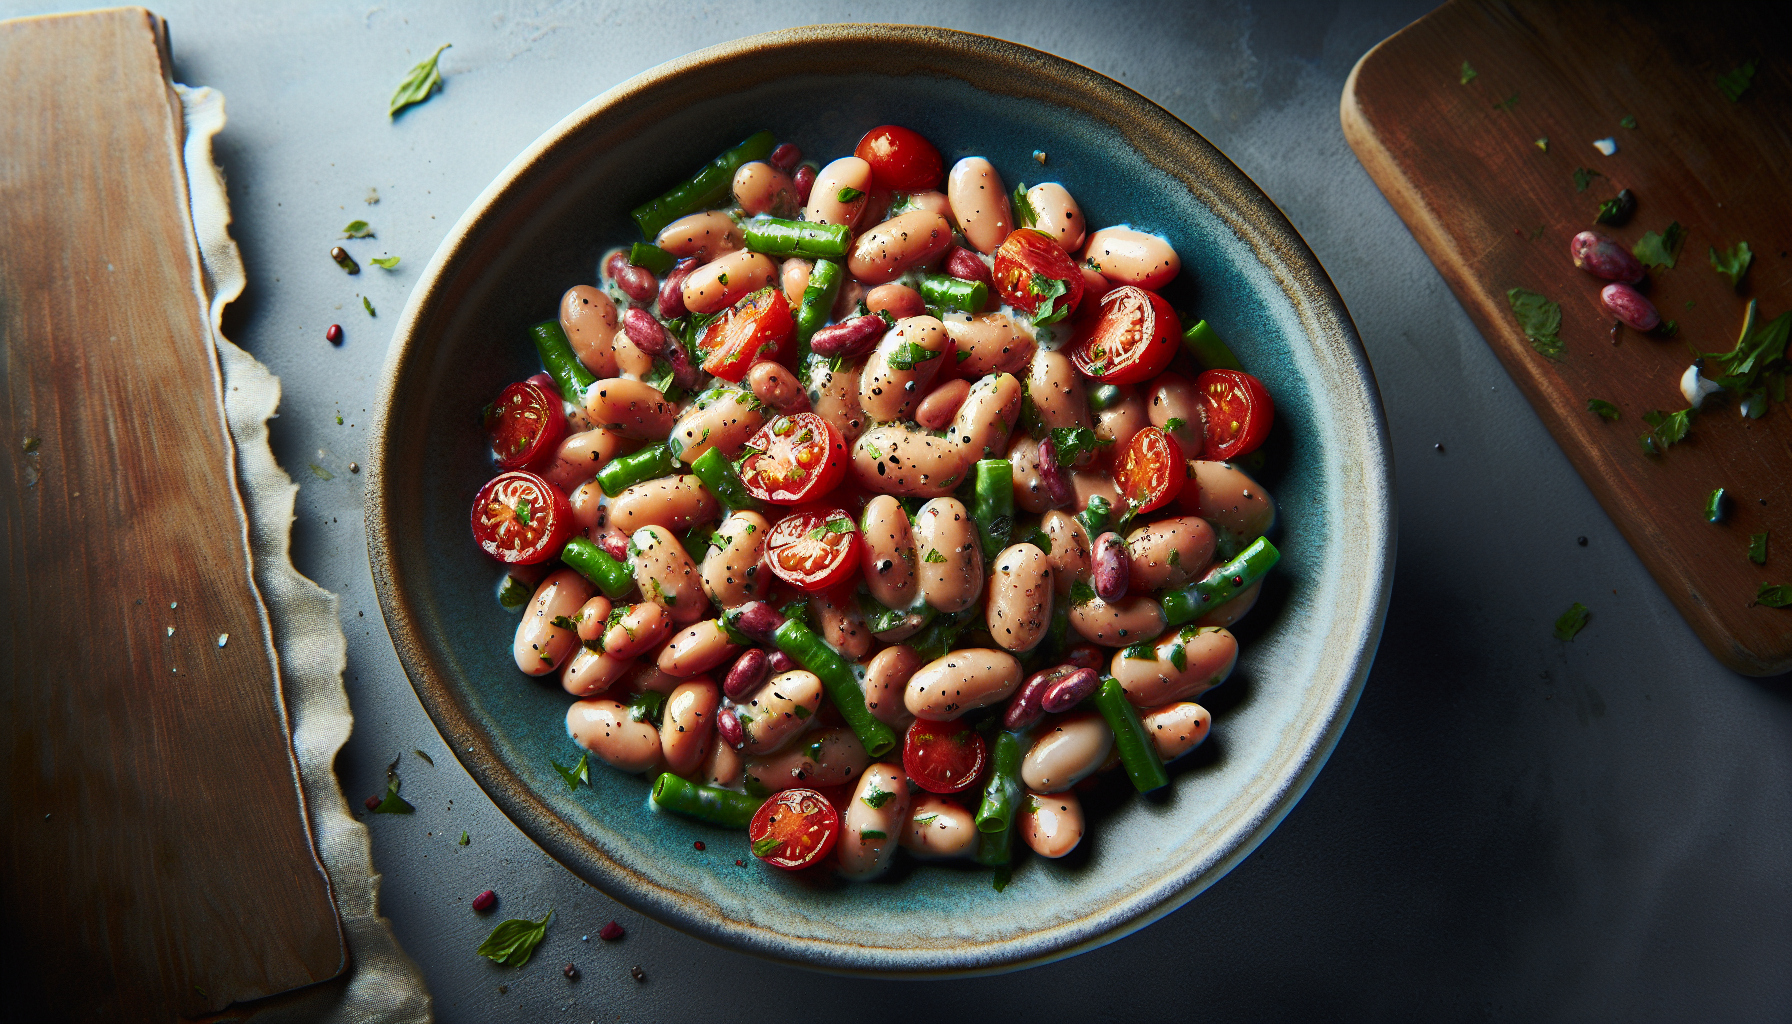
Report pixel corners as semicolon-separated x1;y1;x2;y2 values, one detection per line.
0;7;345;1019
1343;0;1792;675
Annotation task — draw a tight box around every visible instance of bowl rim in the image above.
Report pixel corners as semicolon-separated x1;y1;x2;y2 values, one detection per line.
366;22;1395;976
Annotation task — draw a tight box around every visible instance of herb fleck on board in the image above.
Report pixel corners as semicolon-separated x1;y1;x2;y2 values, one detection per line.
1586;398;1621;421
1633;222;1686;269
389;43;452;118
1506;287;1563;359
1459;60;1477;85
1553;602;1590;641
476;910;553;967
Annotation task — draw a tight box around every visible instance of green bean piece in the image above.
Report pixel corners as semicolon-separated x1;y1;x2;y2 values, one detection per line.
1705;487;1728;523
651;772;765;829
1087;383;1125;412
690;446;762;513
1161;536;1281;625
795;258;844;361
1092;677;1169;794
920;274;989;314
631;130;777;239
594;442;679;497
530;320;596;404
628;242;676;275
679;527;710;563
559;537;635;599
975;731;1026;834
1075;494;1111;540
771;619;897;757
743;218;852;260
974;460;1015;558
974;820;1013;866
1182;319;1245;372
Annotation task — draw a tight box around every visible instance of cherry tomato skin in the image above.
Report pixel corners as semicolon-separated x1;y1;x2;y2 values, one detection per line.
853;125;945;193
749;787;841;870
1068;286;1179;385
992;229;1084;323
739;412;849;504
1196;369;1274;460
765;508;860;591
902;717;988;794
484;380;568;469
1112;426;1185;517
699;287;796;381
471;470;573;564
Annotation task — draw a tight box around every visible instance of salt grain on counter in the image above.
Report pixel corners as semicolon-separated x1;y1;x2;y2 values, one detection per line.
1593;137;1617;156
218;633;229;648
166;626;174;637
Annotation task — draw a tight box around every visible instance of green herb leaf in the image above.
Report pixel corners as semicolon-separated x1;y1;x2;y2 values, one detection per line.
1029;273;1073;326
791;704;811;720
413;748;434;766
1700;305;1789;419
1047;426;1102;467
459;831;469;846
912;813;939;826
1069;578;1097;607
628;689;667;725
1025;527;1052;555
1587;398;1621;421
550;753;589;793
836;186;865;204
1749;532;1768;566
389;43;451;118
1459;61;1477;85
751;836;782;858
1716;60;1756;103
1757;583;1792;608
1169;643;1188;671
369;776;413;814
308;462;335;480
862;785;892;809
1710;241;1753;289
1506;287;1563;359
1641;408;1693;451
550;615;580;632
515;497;532;525
887;339;939;371
1553;602;1590;641
1633;222;1686;269
1619;115;1637;129
362;295;376;316
370;255;401;270
498;575;531;610
1493;92;1519;111
860;829;887;841
1011;183;1038;227
924;548;947;564
22;436;40;453
1121;641;1157;661
1572;167;1601;192
342;220;374;239
475;910;552;967
1535;137;1549;152
1163;417;1185;433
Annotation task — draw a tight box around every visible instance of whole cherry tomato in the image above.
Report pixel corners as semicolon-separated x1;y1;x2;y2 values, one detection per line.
1196;369;1274;460
992;229;1083;325
749;788;841;870
698;287;795;381
765;508;859;591
482;379;567;469
902;718;987;794
739;412;848;504
470;470;572;564
1068;286;1179;385
1112;426;1185;518
852;125;945;192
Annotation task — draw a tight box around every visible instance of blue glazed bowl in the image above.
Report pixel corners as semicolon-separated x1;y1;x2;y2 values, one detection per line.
368;24;1393;975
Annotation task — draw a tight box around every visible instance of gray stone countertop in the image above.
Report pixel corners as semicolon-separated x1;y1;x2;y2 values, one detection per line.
8;1;1787;1019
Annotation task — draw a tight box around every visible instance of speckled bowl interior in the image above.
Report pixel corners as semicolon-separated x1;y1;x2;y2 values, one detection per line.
368;24;1393;975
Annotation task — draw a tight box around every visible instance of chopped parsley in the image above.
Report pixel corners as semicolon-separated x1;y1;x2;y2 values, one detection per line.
1121;641;1157;660
475;909;552;967
912;813;939;826
1506;287;1563;359
459;831;469;846
1029;274;1073;325
363;295;376;316
550;615;579;631
1716;61;1756;103
370;255;401;269
1572;167;1601;192
1535;137;1549;152
836;186;865;204
1640;409;1693;453
1493;92;1519;111
1699;304;1788;420
1586;398;1621;421
515;497;532;525
1047;426;1104;467
1168;643;1188;671
1011;182;1038;227
628;689;667;725
498;575;531;609
1710;241;1753;290
1619;115;1637;129
1163;417;1186;433
1553;602;1590;641
924;549;947;564
751;836;782;858
1749;532;1768;566
551;752;590;793
888;339;938;371
1069;578;1098;607
1459;60;1477;85
1757;584;1792;608
368;775;413;814
862;785;893;809
309;462;335;480
792;704;811;720
389;43;452;117
341;220;374;238
859;829;887;842
1632;222;1686;269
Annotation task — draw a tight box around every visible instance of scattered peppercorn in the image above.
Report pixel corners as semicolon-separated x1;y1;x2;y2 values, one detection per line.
363;795;380;811
630;967;646;983
331;247;360;274
1434;443;1444;453
562;963;578;980
497;985;508;995
472;890;497;913
349;462;360;474
1577;537;1588;546
598;920;624;941
693;841;705;851
326;323;343;344
1610;319;1621;344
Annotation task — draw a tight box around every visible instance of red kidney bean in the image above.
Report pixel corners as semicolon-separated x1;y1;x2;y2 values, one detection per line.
793;165;817;205
944;246;993;286
658;257;697;319
769;143;802;172
1040;667;1100;713
809;314;887;358
1004;664;1074;730
1569;231;1644;283
597;527;629;561
733;601;786;644
363;794;380;810
716;706;744;749
722;647;769;699
612;265;658;304
1036;436;1073;508
623;306;669;355
1092;532;1130;602
326;323;343;345
472;890;497;912
599;920;624;941
1063;644;1104;670
766;650;796;675
1601;282;1660;330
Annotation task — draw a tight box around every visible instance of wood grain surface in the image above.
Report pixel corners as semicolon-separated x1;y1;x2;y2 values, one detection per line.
1343;0;1792;675
0;7;345;1019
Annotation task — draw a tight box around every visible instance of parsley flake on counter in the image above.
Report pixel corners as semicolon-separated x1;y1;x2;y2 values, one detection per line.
1620;115;1637;129
389;43;451;118
370;255;401;270
1700;301;1789;419
551;752;589;793
369;776;414;814
363;296;377;316
1572;167;1601;192
1506;287;1563;359
1709;241;1752;289
1757;583;1791;609
476;909;553;967
1587;398;1621;421
1553;602;1590;641
1534;137;1548;152
1493;92;1519;111
1749;532;1768;566
1460;61;1477;84
1716;60;1756;103
1632;222;1686;269
1640;408;1693;453
309;462;335;480
459;831;469;846
342;220;373;238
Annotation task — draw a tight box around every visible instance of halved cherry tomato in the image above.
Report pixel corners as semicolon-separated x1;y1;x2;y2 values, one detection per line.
992;229;1084;325
1112;426;1185;518
1068;286;1179;385
853;125;944;192
749;787;840;870
470;470;572;564
698;287;795;381
902;717;988;794
1196;369;1274;460
765;508;859;591
739;412;848;504
483;379;567;469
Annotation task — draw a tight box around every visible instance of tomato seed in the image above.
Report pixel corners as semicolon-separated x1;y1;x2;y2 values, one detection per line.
472;890;496;912
599;920;624;941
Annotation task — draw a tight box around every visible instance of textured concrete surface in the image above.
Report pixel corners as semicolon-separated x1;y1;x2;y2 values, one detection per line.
8;1;1788;1019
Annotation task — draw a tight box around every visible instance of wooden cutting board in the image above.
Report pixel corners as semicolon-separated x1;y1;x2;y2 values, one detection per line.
1343;0;1792;676
0;7;345;1019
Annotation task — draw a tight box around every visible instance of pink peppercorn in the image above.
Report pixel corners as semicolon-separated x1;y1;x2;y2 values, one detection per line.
598;920;624;941
472;890;497;913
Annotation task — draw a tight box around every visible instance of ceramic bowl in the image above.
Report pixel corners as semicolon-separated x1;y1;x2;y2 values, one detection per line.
367;24;1393;975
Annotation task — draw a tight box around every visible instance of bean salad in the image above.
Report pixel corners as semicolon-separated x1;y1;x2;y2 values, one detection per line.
472;125;1282;879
